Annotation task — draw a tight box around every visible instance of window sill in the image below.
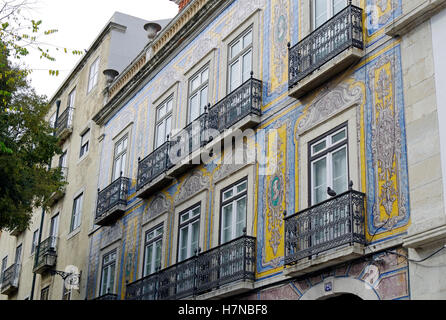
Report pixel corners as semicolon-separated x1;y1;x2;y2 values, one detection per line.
67;227;81;241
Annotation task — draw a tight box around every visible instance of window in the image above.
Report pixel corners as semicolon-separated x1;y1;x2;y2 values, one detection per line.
178;205;200;262
49;112;57;129
62;285;71;300
220;179;248;244
31;230;39;254
112;135;128;181
68;88;76;109
87;57;100;93
188;66;209;123
80;129;90;158
70;193;83;232
155;97;173;148
15;244;22;265
40;286;50;300
143;225;163;276
49;214;59;248
313;0;347;29
309;125;348;205
100;249;117;296
1;256;7;281
228;28;252;93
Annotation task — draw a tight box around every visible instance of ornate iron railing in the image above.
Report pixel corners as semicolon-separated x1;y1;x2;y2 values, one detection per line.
284;190;366;265
94;293;119;300
208;77;262;132
34;236;58;271
55;107;74;137
1;263;20;291
288;4;363;89
96;177;130;219
170;112;208;165
137;142;172;190
126;235;256;300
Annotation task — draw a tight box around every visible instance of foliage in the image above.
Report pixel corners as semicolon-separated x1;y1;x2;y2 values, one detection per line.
0;43;64;232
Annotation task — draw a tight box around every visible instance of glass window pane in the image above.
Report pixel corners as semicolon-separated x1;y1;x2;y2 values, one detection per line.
158;105;166;120
243;31;252;48
166;116;172;139
191;75;200;91
223;189;233;201
230;60;241;92
179;227;189;261
312;140;326;155
156;123;165;147
109;263;115;292
231;40;241;59
155;240;162;270
332;147;347;193
145;245;153;275
333;0;346;15
189;94;199;122
222;205;233;243
313;158;327;204
236;197;247;237
200;87;208;114
242;50;252;83
201;68;209;82
331;129;346;145
191;221;200;254
236;181;247;194
314;0;328;28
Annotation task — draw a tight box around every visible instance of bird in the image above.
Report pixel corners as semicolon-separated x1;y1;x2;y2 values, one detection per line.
327;187;337;197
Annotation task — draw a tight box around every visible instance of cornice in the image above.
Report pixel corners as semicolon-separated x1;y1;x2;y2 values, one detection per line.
93;0;232;125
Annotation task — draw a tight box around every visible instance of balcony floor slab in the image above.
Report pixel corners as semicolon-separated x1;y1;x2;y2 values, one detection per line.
194;280;255;300
283;243;365;278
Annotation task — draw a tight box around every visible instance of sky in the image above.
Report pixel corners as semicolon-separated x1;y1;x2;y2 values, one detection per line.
20;0;178;98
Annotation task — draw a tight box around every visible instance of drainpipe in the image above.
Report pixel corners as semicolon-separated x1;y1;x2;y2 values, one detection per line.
30;99;61;300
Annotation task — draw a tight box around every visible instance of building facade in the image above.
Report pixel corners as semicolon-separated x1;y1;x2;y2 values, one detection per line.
1;0;446;301
0;12;170;300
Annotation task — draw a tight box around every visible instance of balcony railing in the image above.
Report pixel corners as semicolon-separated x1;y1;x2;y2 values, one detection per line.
126;235;256;300
170;112;208;165
284;190;366;265
55;107;74;138
33;236;57;274
95;176;130;226
94;293;119;300
208;77;262;132
137;142;172;191
1;263;21;295
288;4;363;89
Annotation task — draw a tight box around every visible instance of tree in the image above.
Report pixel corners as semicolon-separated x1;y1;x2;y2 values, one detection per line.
0;43;64;232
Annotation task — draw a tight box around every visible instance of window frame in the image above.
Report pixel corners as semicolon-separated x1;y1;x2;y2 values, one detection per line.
177;203;201;263
227;27;253;94
219;178;248;245
112;134;129;182
154;96;173;149
308;122;349;206
31;229;39;254
87;57;100;93
312;0;347;30
70;193;83;233
142;224;164;277
99;249;117;296
79;128;90;158
40;286;50;300
187;65;209;123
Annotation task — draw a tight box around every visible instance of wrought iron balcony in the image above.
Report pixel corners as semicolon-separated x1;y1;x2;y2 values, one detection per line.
1;263;21;295
95;176;130;226
126;235;256;300
136;142;173;197
208;76;262;133
55;107;74;141
288;4;364;98
284;190;366;266
170;112;208;170
33;236;58;274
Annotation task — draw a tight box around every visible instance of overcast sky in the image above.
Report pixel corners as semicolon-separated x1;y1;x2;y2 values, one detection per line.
21;0;178;98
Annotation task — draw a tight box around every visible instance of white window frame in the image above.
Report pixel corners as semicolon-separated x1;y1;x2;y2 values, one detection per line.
143;225;164;277
99;249;117;296
79;128;90;159
227;27;253;93
87;57;100;93
309;125;349;206
155;96;173;148
70;193;83;232
312;0;347;30
112;135;128;181
188;66;209;123
220;179;248;244
177;205;201;263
